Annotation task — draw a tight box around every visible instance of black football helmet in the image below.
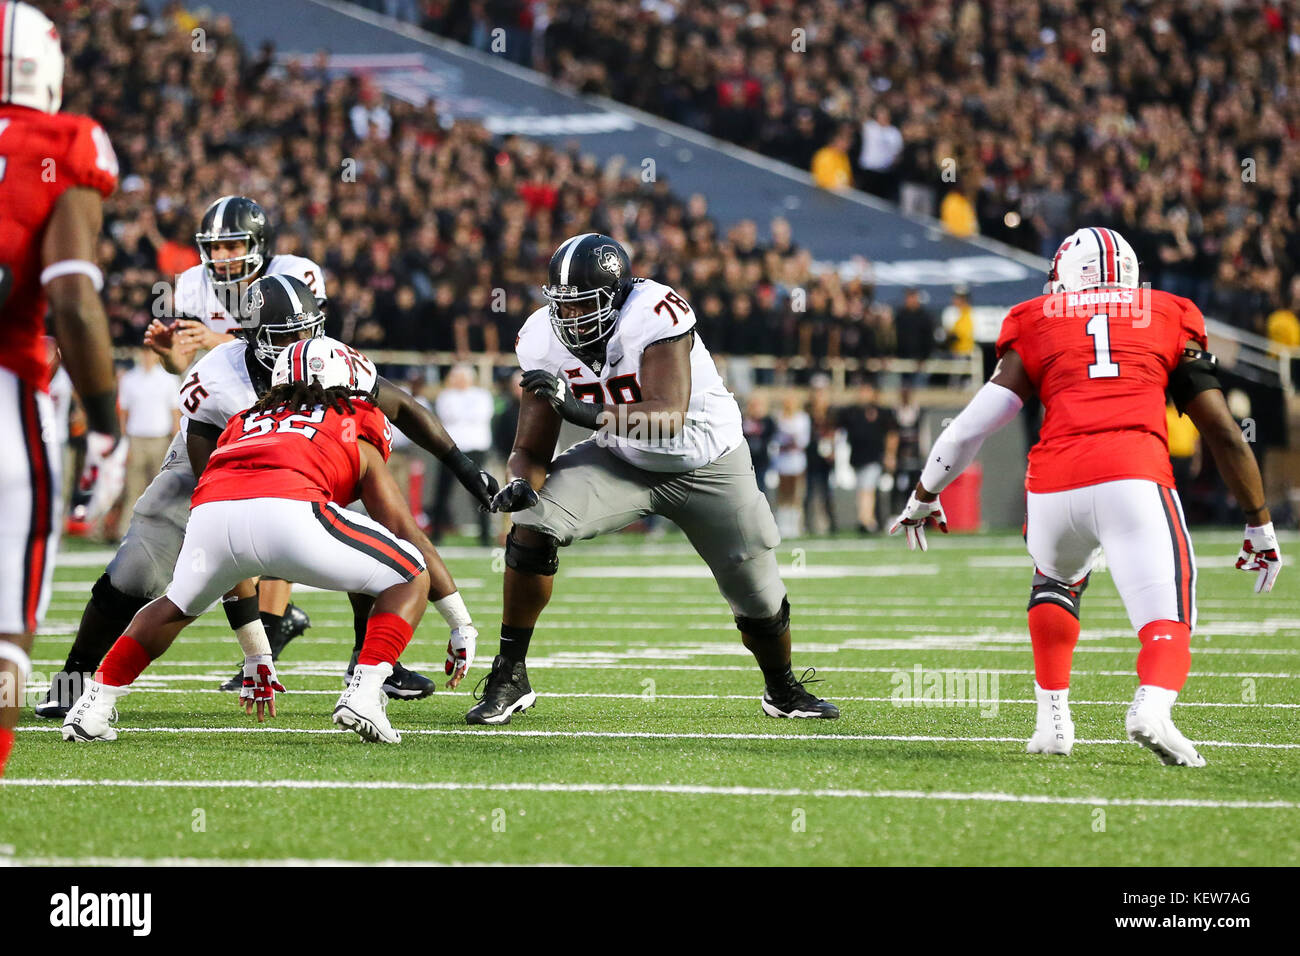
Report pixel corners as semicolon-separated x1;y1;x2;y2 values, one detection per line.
542;233;633;350
196;195;272;288
239;275;325;369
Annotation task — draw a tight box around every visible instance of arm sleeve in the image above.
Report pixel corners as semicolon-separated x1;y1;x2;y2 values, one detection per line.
919;383;1024;494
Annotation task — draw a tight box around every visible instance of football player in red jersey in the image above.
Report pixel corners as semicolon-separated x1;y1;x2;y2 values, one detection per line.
62;330;479;745
0;1;125;776
890;227;1280;767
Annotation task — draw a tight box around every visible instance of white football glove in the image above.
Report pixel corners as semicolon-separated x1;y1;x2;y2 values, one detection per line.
77;431;128;522
445;624;478;689
1235;522;1282;594
239;653;286;721
888;491;949;552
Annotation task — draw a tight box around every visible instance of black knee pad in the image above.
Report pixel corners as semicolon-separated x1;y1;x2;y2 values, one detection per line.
505;527;559;576
735;596;791;640
91;572;149;621
1027;572;1090;620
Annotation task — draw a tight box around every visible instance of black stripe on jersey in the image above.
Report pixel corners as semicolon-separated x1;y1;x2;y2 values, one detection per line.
310;502;422;582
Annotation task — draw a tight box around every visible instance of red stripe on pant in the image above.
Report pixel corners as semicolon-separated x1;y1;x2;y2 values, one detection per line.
1161;487;1192;623
20;385;51;633
321;505;423;578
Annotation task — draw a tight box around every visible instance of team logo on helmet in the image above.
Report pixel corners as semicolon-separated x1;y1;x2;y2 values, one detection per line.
596;246;623;278
247;287;264;310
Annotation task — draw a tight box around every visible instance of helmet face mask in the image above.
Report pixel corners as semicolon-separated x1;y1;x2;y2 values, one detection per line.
241;275;326;370
252;316;324;370
542;234;630;351
198;235;261;285
544;285;619;349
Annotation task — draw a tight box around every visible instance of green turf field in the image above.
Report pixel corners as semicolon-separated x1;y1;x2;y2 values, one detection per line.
3;529;1297;866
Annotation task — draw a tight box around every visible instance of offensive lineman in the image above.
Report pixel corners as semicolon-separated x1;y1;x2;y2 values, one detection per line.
475;233;837;723
889;227;1282;767
0;1;126;776
62;336;476;745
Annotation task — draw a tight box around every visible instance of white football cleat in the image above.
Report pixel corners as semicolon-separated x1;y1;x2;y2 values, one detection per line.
1027;683;1073;755
61;680;126;742
333;662;401;743
1126;685;1206;767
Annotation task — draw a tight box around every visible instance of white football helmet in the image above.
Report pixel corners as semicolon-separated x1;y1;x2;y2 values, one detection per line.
1047;227;1139;293
272;335;376;394
1;2;65;114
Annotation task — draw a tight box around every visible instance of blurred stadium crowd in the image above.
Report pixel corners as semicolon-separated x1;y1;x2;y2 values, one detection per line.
68;1;961;373
423;0;1300;347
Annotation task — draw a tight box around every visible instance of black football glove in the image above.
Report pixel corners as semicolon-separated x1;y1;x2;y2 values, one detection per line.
445;449;499;512
491;477;540;513
521;369;603;430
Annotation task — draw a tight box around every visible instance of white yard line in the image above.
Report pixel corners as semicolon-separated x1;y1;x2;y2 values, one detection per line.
2;775;1295;810
29;659;1300;678
24;684;1299;709
14;725;1298;749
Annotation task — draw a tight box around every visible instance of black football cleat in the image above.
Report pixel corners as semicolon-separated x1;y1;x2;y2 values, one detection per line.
33;670;87;720
269;604;311;658
343;651;436;700
466;655;536;725
219;666;243;692
761;667;840;719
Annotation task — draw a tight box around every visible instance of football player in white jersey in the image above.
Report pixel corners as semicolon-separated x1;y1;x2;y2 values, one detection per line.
35;272;498;718
143;196;329;664
145;195;327;369
470;234;838;724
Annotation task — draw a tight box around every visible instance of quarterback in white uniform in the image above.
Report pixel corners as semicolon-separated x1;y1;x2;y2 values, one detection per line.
469;233;838;724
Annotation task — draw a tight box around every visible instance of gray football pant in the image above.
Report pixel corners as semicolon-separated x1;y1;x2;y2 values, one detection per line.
513;439;787;620
105;430;195;600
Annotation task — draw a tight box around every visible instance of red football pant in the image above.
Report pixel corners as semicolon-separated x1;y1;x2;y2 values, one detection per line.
1137;620;1191;691
1029;603;1079;690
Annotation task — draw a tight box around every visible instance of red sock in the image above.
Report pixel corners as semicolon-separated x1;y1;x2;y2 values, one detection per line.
96;635;152;687
358;613;414;666
0;728;13;777
1029;603;1079;690
1137;620;1191;691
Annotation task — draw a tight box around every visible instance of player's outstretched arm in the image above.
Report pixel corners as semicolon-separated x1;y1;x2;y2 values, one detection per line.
1183;379;1280;593
890;349;1032;550
375;376;498;510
